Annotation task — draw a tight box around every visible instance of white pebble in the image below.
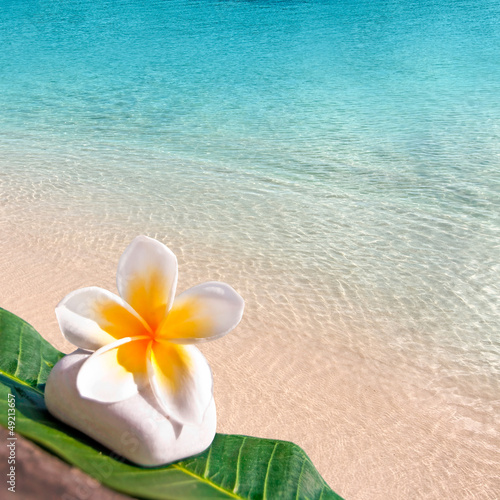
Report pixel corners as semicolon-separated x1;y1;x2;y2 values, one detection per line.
45;350;216;466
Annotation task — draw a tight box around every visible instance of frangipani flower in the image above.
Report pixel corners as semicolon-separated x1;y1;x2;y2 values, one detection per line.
56;236;244;425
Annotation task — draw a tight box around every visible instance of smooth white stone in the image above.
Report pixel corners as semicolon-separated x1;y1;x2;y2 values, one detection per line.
45;350;216;467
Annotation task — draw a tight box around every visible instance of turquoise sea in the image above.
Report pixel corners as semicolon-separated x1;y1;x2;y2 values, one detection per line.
1;0;499;497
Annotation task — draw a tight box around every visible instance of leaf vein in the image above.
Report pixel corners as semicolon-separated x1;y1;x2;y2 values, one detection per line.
172;464;243;499
36;352;45;388
319;484;325;500
13;323;24;377
203;441;213;478
233;436;247;494
263;442;278;500
151;479;197;487
0;369;44;395
295;457;307;500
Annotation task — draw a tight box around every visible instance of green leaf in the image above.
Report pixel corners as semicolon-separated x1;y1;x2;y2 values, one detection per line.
0;307;343;500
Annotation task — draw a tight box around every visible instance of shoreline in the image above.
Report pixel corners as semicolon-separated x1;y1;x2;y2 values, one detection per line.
1;230;498;499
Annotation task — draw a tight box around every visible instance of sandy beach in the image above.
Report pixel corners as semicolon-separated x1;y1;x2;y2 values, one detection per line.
2;228;498;500
1;2;499;496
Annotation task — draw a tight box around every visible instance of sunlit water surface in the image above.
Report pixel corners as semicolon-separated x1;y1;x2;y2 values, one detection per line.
1;0;499;497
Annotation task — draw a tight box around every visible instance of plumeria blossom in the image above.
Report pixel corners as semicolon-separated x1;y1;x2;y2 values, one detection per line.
56;236;244;425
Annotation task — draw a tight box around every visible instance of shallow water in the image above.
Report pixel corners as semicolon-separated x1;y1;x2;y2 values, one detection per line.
1;0;499;497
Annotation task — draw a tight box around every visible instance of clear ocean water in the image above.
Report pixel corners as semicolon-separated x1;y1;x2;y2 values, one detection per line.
1;0;499;494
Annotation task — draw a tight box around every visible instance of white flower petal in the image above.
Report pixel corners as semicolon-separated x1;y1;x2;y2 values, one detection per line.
147;342;213;425
157;282;244;343
56;287;151;351
117;236;178;331
77;337;151;403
